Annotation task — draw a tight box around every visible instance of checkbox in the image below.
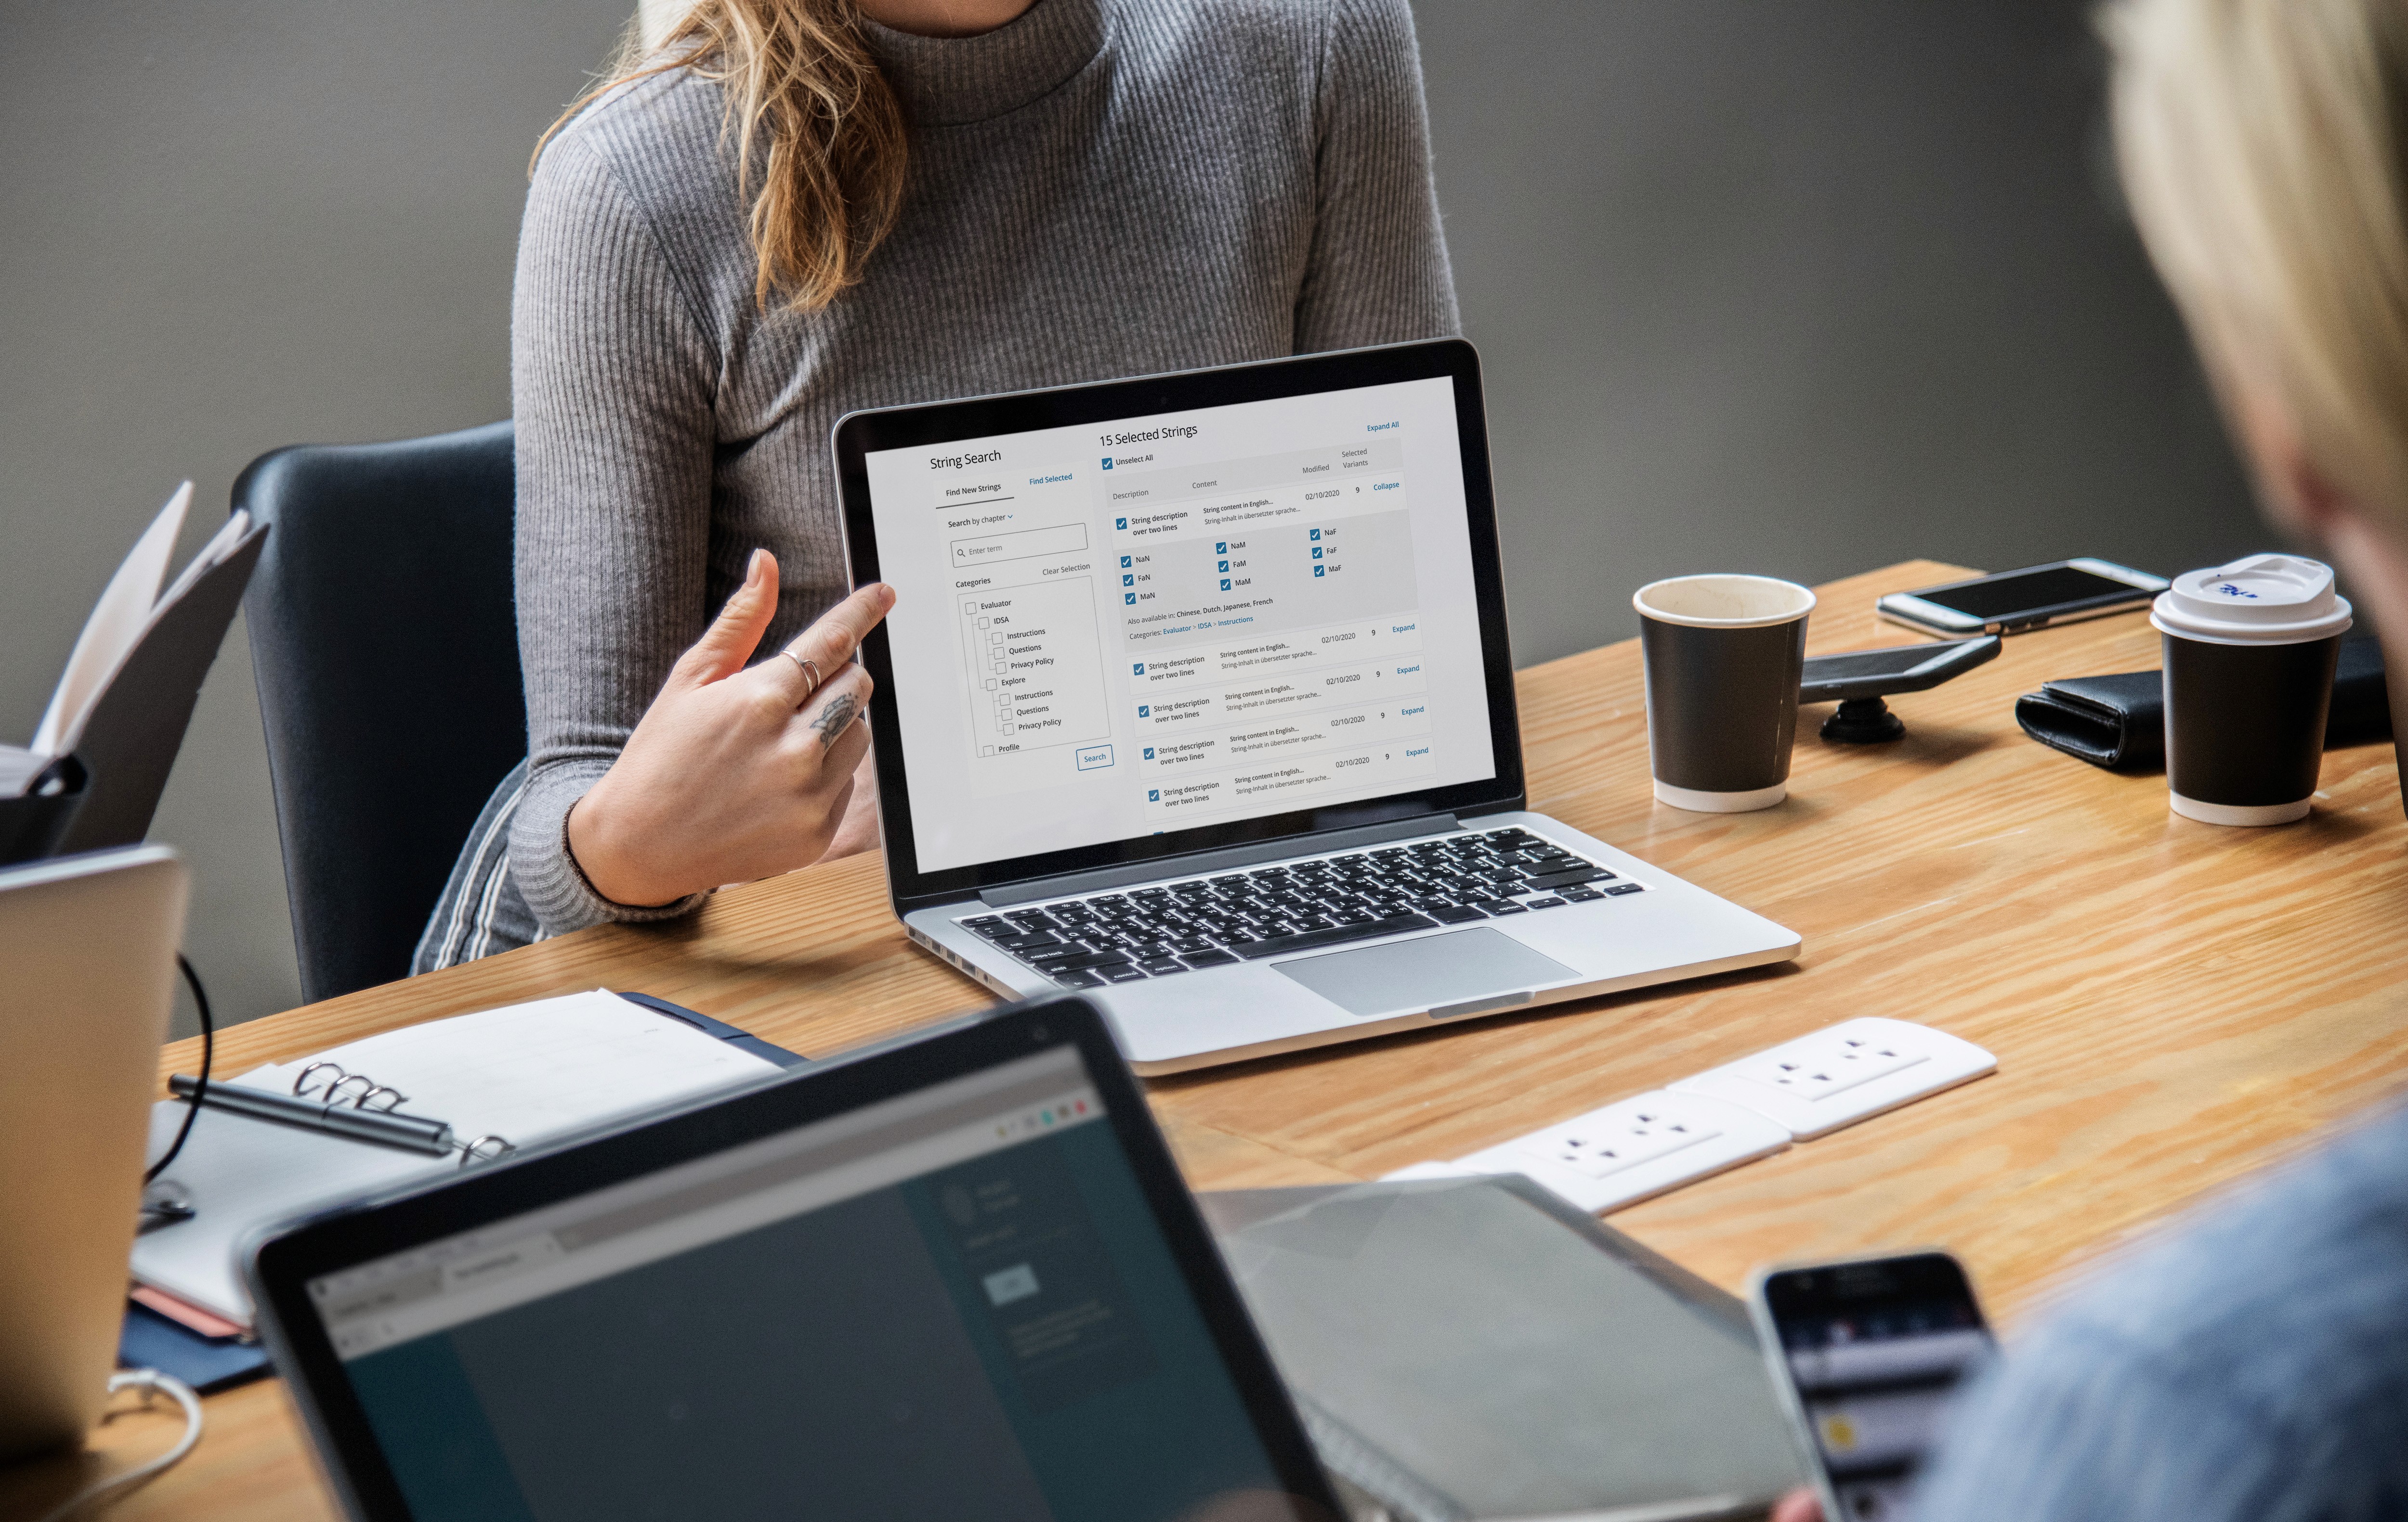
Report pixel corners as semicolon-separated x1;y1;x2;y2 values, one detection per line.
1118;555;1130;569
1132;662;1145;676
1122;573;1134;586
1139;705;1150;717
977;617;989;627
1220;579;1230;591
963;601;978;614
981;745;995;755
983;678;997;690
1125;592;1136;605
1115;517;1127;530
1311;547;1322;559
1217;559;1229;572
1148;789;1159;802
990;632;1002;644
1143;746;1155;760
1309;528;1321;540
1003;723;1015;735
1313;564;1324;577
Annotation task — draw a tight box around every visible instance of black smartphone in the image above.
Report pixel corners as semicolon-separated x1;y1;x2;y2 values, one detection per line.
1798;636;2000;705
1876;559;2168;636
1748;1251;1997;1522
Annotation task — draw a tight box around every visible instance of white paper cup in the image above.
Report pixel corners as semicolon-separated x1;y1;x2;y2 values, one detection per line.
1634;575;1816;812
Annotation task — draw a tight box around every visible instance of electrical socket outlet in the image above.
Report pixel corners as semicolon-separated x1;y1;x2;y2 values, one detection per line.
1453;1090;1791;1214
1670;1017;1996;1140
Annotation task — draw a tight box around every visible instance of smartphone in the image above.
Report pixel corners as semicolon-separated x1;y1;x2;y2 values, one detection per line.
1876;559;2168;636
1749;1251;1996;1522
1798;636;1999;704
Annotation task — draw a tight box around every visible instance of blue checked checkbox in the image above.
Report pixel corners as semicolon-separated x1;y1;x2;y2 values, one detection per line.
1132;662;1144;675
1139;704;1150;717
1115;517;1126;530
1143;746;1154;759
1122;573;1133;586
1220;578;1230;590
1313;565;1324;577
1311;547;1322;559
1309;528;1321;540
1124;592;1135;604
1102;458;1113;470
1217;559;1228;572
1119;555;1130;568
1215;541;1226;553
1148;789;1159;802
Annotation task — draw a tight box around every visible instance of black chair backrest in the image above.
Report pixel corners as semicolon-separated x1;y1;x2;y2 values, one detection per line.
236;422;523;1004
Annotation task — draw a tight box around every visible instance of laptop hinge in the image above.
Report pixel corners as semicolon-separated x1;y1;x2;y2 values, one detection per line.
979;813;1461;909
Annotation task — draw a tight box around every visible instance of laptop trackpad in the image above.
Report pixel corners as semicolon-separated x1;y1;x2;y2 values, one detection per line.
1271;929;1577;1018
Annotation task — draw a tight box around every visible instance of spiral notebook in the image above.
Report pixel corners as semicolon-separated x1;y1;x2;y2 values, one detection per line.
132;991;802;1328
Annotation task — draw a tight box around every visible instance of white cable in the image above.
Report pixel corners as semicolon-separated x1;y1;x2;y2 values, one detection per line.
32;1369;204;1522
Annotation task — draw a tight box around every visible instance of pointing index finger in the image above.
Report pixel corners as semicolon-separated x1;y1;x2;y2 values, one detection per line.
782;582;896;675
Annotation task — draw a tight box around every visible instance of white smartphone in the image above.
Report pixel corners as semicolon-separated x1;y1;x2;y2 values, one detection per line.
1876;559;2168;636
1749;1250;1997;1522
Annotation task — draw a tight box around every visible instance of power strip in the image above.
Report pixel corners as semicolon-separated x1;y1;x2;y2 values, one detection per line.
1383;1018;1995;1214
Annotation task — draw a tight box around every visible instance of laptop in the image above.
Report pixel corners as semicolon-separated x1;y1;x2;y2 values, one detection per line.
249;998;1342;1522
0;845;188;1463
834;338;1802;1073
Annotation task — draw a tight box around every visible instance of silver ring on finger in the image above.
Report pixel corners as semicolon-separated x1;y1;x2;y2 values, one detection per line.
781;650;822;696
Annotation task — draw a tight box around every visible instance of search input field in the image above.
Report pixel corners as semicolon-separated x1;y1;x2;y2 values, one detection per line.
951;522;1089;569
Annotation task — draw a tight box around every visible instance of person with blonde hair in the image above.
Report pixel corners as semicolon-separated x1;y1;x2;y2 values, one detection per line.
414;0;1456;969
1773;1;2408;1518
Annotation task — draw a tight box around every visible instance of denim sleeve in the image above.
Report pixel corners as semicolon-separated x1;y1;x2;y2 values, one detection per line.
1911;1101;2408;1522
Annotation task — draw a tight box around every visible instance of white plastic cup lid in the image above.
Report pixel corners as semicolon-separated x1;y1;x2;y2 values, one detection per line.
2150;553;2352;644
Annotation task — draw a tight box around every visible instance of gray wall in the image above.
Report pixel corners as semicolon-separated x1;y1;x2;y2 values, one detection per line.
0;0;631;1033
1415;0;2260;665
0;0;2261;1035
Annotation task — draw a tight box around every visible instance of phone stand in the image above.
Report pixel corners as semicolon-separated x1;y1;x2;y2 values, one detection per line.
1800;635;2002;745
1821;697;1906;744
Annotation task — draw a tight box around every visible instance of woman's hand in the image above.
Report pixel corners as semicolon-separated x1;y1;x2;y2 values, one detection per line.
566;550;896;907
1769;1489;1822;1522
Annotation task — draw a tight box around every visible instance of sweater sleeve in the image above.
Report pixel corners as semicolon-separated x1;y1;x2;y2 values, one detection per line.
1293;0;1460;351
506;125;716;934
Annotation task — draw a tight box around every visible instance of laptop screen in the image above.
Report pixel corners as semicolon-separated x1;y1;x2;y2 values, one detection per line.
304;1047;1294;1522
862;373;1498;874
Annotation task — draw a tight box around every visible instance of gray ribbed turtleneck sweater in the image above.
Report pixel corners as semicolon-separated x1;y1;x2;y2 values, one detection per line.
418;0;1458;966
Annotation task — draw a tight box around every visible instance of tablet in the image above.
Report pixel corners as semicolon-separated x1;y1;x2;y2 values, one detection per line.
250;999;1339;1522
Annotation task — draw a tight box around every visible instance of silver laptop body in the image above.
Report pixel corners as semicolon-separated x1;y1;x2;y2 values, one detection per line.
0;845;187;1461
835;341;1799;1073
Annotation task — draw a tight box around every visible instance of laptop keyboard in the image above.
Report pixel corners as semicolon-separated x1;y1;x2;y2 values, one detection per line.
959;827;1645;990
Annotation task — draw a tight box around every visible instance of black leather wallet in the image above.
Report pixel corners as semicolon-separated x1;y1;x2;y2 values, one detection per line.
2016;634;2392;770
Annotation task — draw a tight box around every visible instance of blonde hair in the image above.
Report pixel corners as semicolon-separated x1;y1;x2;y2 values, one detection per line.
537;0;909;312
2104;0;2408;522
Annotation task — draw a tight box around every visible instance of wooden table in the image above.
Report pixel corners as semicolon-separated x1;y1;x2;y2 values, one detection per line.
18;559;2408;1521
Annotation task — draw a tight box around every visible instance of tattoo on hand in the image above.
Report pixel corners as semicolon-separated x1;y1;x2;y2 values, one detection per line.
810;691;860;745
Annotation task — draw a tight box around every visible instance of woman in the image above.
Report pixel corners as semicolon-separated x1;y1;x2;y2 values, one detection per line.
413;0;1458;968
1776;0;2408;1517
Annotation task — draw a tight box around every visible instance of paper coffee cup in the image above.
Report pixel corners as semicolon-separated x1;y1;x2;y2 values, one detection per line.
2150;553;2351;826
1635;574;1815;812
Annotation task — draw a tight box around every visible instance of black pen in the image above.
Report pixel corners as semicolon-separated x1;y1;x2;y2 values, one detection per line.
167;1073;456;1157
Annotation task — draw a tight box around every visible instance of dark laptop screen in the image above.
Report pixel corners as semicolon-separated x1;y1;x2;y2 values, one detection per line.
305;1047;1288;1522
862;373;1498;874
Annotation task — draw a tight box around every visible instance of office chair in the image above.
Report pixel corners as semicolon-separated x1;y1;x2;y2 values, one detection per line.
236;421;525;1004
